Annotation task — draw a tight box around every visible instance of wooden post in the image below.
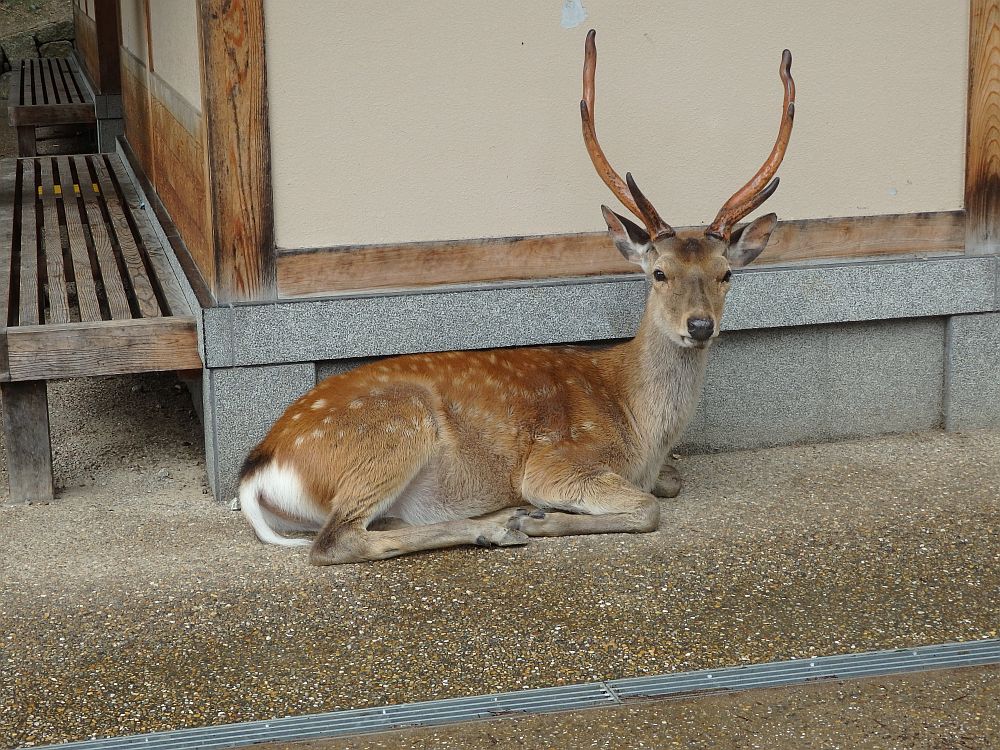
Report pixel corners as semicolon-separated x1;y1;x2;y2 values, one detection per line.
93;0;121;94
16;127;36;158
966;0;1000;255
198;0;276;302
1;381;54;504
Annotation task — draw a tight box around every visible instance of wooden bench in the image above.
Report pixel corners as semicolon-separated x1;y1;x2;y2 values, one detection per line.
0;153;202;504
7;58;97;157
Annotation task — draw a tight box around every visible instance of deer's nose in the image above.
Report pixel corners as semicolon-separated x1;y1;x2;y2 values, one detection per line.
686;317;715;341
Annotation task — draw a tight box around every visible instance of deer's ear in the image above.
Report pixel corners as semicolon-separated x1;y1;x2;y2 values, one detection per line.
602;206;657;272
727;213;777;268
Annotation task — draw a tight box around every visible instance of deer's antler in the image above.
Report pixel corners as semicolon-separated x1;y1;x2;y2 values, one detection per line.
581;30;674;240
707;49;796;241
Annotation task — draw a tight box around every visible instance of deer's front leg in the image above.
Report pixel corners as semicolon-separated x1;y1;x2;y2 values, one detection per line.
653;461;682;498
509;450;659;537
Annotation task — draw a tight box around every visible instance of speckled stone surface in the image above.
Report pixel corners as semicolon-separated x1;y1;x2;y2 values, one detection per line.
946;312;1000;430
201;257;997;368
681;317;946;453
203;362;316;497
264;666;1000;749
2;429;999;748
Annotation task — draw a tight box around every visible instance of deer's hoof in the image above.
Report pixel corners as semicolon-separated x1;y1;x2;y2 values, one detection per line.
476;527;529;548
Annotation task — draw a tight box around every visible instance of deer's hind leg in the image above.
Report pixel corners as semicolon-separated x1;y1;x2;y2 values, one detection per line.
309;457;527;565
508;449;660;538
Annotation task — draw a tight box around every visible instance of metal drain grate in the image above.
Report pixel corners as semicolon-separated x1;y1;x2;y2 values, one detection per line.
608;637;1000;699
30;638;1000;750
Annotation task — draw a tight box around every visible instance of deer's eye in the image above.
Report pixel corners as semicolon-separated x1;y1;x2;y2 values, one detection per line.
722;270;732;283
653;269;667;282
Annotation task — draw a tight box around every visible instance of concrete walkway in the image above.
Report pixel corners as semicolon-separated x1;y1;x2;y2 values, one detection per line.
1;373;998;748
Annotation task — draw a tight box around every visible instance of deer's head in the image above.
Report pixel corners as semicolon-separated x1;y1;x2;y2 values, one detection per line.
581;30;795;350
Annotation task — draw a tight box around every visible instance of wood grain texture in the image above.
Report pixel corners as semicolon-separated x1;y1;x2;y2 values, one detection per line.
18;159;40;326
117;138;216;309
56;155;103;322
0;381;54;504
148;89;212;287
120;48;154;184
967;0;1000;256
6;317;200;381
7;59;96;127
78;159;132;320
74;3;99;88
106;154;192;318
91;154;162;318
38;159;70;324
275;211;966;298
199;0;276;302
0;160;16;377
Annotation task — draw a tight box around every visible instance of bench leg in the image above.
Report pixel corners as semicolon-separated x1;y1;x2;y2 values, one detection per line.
1;381;54;504
16;126;37;157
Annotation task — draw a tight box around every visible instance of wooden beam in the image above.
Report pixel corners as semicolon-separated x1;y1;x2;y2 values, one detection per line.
1;381;54;504
198;0;276;302
967;0;1000;255
275;211;965;299
93;0;121;94
5;317;201;381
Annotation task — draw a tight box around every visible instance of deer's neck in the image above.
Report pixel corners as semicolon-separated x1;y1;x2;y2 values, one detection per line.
616;315;710;485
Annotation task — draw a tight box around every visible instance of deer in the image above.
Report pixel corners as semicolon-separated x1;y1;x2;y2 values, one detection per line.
237;30;795;565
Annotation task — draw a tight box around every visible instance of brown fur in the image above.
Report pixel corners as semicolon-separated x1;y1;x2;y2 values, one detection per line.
239;223;777;565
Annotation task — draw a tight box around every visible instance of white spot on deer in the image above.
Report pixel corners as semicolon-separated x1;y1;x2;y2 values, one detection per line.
291;413;302;421
580;421;596;431
377;374;390;383
348;399;364;410
311;429;323;439
310;399;327;410
386;423;398;434
337;430;345;439
294;436;305;447
322;416;333;425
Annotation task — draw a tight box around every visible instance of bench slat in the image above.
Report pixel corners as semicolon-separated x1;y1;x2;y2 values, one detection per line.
92;156;162;318
32;59;45;106
106;155;191;317
18;160;40;326
76;156;132;320
15;61;26;106
5;317;201;381
65;57;88;103
38;159;70;324
0;160;16;378
56;156;104;322
45;58;65;105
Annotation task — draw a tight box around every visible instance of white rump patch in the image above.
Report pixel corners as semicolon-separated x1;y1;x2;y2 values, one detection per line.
238;463;324;547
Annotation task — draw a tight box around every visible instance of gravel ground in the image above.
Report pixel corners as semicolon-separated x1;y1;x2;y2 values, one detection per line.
263;666;1000;750
1;373;998;748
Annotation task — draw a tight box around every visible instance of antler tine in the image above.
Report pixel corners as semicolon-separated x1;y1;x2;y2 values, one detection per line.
707;49;795;241
581;30;673;239
626;173;674;239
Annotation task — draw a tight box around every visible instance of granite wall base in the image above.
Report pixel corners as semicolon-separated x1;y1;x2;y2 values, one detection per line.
201;315;997;500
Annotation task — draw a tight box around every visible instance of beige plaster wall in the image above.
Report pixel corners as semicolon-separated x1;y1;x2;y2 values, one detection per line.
120;0;146;63
147;0;202;112
264;1;969;250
